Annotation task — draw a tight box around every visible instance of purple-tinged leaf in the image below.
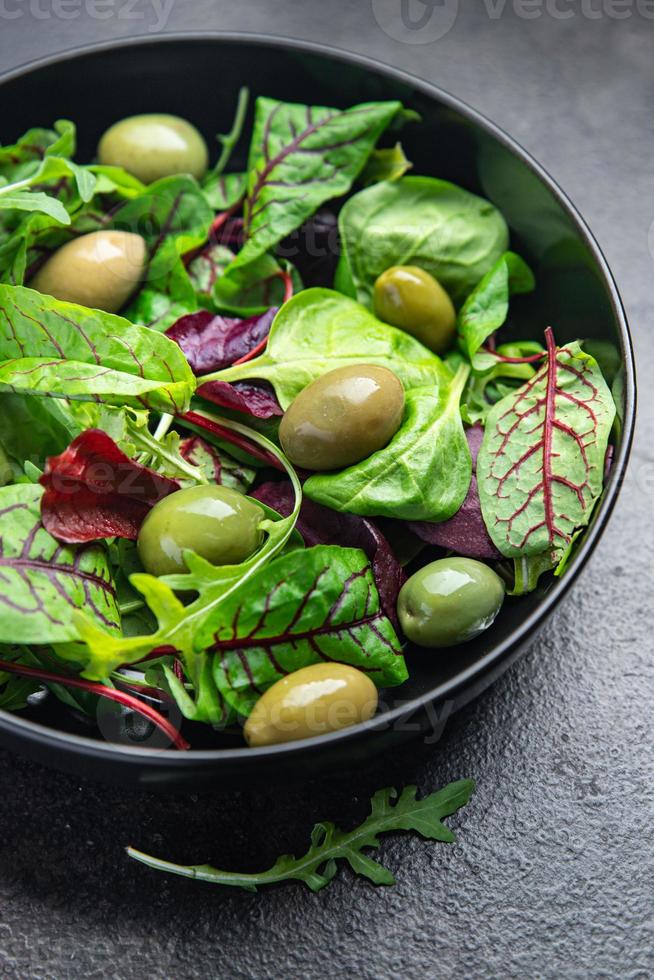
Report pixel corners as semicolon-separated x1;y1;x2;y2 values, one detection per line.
179;436;255;493
409;424;500;560
197;379;283;419
166;307;277;375
253;481;405;627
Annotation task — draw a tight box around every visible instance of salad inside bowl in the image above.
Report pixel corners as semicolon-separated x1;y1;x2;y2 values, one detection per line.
0;36;634;782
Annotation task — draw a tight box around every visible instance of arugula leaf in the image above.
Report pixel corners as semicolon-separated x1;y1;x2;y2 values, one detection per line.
457;251;535;362
0;285;196;413
0;119;76;181
196;544;406;717
0;483;120;645
305;364;472;522
335;176;509;307
207;288;449;409
477;331;615;559
226;96;401;273
359;142;412;186
0;190;70;225
127;780;475;892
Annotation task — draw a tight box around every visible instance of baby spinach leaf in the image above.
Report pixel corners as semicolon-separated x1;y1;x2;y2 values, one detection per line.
335;176;509;308
0;284;196;413
305;364;472;523
0;483;120;645
359;142;412;186
228;96;401;272
128;780;475;892
207;288;449;409
196;544;405;717
457;251;534;362
477;330;615;559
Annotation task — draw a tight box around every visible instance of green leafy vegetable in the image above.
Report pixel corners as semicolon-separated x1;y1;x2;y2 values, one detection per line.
359;142;412;186
203;172;247;212
0;484;119;645
335;176;509;308
0;284;196;413
457;251;535;362
477;331;615;559
202;86;250;191
122;239;197;331
127;780;475;892
207;288;449;409
213;252;302;317
305;364;472;522
0;119;75;180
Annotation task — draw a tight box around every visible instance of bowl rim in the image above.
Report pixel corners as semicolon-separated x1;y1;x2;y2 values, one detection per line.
0;30;636;769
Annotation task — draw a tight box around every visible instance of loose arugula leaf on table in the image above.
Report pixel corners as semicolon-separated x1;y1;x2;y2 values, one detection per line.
335;176;509;308
128;780;475;892
457;251;535;363
206;288;449;409
0;284;196;412
477;330;615;560
226;95;402;273
305;364;472;523
0;483;120;645
359;142;412;186
196;544;406;717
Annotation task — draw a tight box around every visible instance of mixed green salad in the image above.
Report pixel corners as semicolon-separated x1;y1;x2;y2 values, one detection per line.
0;92;620;751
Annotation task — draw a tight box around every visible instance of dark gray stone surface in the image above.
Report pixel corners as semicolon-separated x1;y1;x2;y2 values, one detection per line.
0;4;652;978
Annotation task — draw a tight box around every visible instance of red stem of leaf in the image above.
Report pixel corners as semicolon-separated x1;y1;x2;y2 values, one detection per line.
542;326;557;546
0;659;190;751
179;410;285;471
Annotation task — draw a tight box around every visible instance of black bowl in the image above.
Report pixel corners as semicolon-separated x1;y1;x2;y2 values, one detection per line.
0;33;635;789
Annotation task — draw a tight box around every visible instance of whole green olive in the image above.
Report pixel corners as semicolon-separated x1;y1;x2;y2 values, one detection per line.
279;364;405;471
98;113;209;184
373;265;456;353
244;662;378;747
398;557;505;648
137;485;264;577
30;230;146;313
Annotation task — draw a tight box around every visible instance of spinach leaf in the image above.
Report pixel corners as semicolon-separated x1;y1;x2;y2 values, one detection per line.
305;364;471;522
0;284;196;413
207;288;449;409
477;331;615;559
335;176;509;308
128;780;475;892
226;95;401;273
198;544;405;717
359;142;412;186
457;251;534;362
0;483;120;645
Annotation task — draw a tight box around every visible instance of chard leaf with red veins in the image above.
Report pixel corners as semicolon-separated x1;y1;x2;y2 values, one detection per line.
167;307;277;375
179;436;255;493
477;330;615;559
196;379;283;419
40;429;180;544
252;481;405;628
0;483;119;645
227;96;402;272
196;544;406;718
409;424;500;560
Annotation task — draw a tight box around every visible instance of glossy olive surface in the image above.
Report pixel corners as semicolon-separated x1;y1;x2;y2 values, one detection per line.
244;663;379;747
98;113;209;184
373;265;456;353
137;485;264;577
279;364;405;470
398;557;505;648
30;230;146;313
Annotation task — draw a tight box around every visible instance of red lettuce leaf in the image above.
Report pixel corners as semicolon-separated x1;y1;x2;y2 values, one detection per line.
166;307;277;375
196;379;283;419
252;480;405;628
40;430;180;544
409;425;501;560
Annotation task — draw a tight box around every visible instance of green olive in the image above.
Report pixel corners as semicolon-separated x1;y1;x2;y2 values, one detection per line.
98;114;209;184
30;231;146;313
137;485;264;577
244;662;378;747
373;265;456;353
279;365;405;470
398;557;505;648
581;339;620;386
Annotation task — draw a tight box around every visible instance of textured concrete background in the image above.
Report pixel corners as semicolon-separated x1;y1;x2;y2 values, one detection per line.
0;3;652;978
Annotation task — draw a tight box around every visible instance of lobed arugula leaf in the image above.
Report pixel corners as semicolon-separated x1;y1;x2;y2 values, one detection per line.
207;288;449;409
0;284;196;413
477;331;615;559
127;780;475;892
0;483;119;645
335;176;509;308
